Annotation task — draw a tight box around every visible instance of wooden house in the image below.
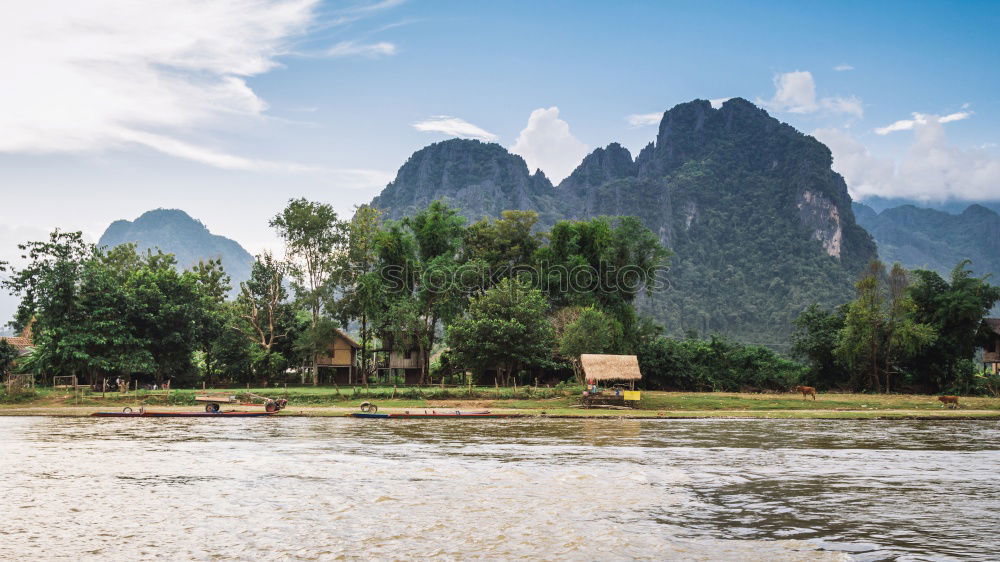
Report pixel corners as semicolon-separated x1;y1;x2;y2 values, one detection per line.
316;329;361;385
982;318;1000;374
386;347;427;384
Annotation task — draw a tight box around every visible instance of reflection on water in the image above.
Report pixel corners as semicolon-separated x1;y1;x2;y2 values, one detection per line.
2;417;998;560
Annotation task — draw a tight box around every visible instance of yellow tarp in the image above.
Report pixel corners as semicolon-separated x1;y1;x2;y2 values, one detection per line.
623;391;641;401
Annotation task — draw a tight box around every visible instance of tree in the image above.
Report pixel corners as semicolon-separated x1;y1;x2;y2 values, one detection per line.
126;252;203;385
235;252;293;384
0;339;19;378
1;231;93;382
535;216;670;351
372;201;468;384
906;261;1000;392
336;205;384;382
462;210;542;284
558;306;623;382
191;259;232;385
836;261;934;392
446;278;556;385
271;198;348;384
791;304;847;388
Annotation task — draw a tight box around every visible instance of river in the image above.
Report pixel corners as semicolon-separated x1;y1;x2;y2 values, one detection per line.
1;417;998;561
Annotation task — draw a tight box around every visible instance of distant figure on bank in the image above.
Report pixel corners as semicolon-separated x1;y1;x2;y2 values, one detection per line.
794;385;817;400
938;395;960;409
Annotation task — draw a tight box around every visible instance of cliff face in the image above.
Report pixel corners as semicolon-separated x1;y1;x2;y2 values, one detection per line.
370;98;879;341
98;209;253;294
371;139;562;225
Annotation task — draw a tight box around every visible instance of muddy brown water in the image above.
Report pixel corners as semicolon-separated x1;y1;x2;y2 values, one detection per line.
2;417;998;561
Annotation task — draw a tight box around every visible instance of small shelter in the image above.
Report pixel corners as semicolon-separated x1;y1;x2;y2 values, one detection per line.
982;318;1000;373
580;354;642;387
580;354;643;407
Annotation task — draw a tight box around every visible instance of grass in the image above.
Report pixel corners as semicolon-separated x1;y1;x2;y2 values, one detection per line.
2;387;999;419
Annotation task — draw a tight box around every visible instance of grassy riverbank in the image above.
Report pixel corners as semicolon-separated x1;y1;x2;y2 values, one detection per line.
2;387;1000;419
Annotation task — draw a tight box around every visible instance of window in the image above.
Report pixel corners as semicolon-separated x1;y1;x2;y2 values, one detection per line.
404;349;412;360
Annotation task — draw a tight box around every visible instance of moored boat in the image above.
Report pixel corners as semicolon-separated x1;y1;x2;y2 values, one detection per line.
92;409;276;418
350;410;521;419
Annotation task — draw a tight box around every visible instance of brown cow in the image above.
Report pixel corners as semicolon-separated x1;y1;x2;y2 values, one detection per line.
938;395;960;409
794;385;817;400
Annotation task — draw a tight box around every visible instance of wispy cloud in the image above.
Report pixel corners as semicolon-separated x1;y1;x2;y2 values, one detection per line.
874;111;973;135
833;63;854;71
760;70;863;117
625;112;662;128
0;0;326;170
325;40;397;57
412;116;498;141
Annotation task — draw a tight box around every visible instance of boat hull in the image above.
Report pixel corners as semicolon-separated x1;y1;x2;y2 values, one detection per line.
91;411;276;418
350;411;521;419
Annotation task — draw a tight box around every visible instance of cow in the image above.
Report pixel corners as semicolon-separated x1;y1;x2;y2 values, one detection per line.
793;385;817;400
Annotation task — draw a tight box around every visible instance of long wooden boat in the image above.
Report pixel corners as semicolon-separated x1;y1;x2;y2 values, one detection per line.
350;410;521;419
91;410;276;418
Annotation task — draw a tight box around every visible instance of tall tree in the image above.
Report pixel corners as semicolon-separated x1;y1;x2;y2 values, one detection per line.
791;304;847;388
191;259;232;385
270;198;348;384
447;278;556;385
336;205;384;383
836;261;934;392
1;231;93;382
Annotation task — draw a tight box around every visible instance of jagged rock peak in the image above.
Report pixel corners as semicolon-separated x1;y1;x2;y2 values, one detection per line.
558;142;635;193
371;138;561;224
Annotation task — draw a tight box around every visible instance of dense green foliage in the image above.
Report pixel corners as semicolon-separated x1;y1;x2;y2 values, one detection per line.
446;278;557;385
792;260;1000;394
637;335;807;392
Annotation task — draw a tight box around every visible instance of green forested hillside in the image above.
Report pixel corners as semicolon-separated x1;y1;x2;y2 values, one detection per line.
372;98;878;345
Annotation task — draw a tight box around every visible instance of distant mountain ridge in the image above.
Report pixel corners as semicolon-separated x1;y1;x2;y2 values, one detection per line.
371;139;563;226
99;209;253;293
371;98;878;342
854;202;1000;280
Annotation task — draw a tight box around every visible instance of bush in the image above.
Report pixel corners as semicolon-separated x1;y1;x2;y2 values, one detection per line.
638;335;806;392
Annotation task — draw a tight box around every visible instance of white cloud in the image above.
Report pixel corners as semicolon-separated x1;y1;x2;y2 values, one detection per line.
761;70;863;117
709;97;732;109
625;112;662;128
815;120;1000;201
0;0;331;170
510;107;589;183
412;116;498;141
874;111;973;135
834;63;854;71
325;40;397;57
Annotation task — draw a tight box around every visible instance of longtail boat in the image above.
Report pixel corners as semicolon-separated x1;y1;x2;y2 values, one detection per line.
350;410;521;419
92;408;276;418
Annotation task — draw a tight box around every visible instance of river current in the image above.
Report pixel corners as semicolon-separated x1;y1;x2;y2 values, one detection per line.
1;417;998;561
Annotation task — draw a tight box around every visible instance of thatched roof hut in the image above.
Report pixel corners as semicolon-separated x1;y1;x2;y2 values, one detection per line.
580;354;642;381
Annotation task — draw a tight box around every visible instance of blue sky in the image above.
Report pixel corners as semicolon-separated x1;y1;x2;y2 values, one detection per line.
1;0;999;324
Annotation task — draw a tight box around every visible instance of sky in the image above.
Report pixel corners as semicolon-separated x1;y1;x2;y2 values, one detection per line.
1;0;999;326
